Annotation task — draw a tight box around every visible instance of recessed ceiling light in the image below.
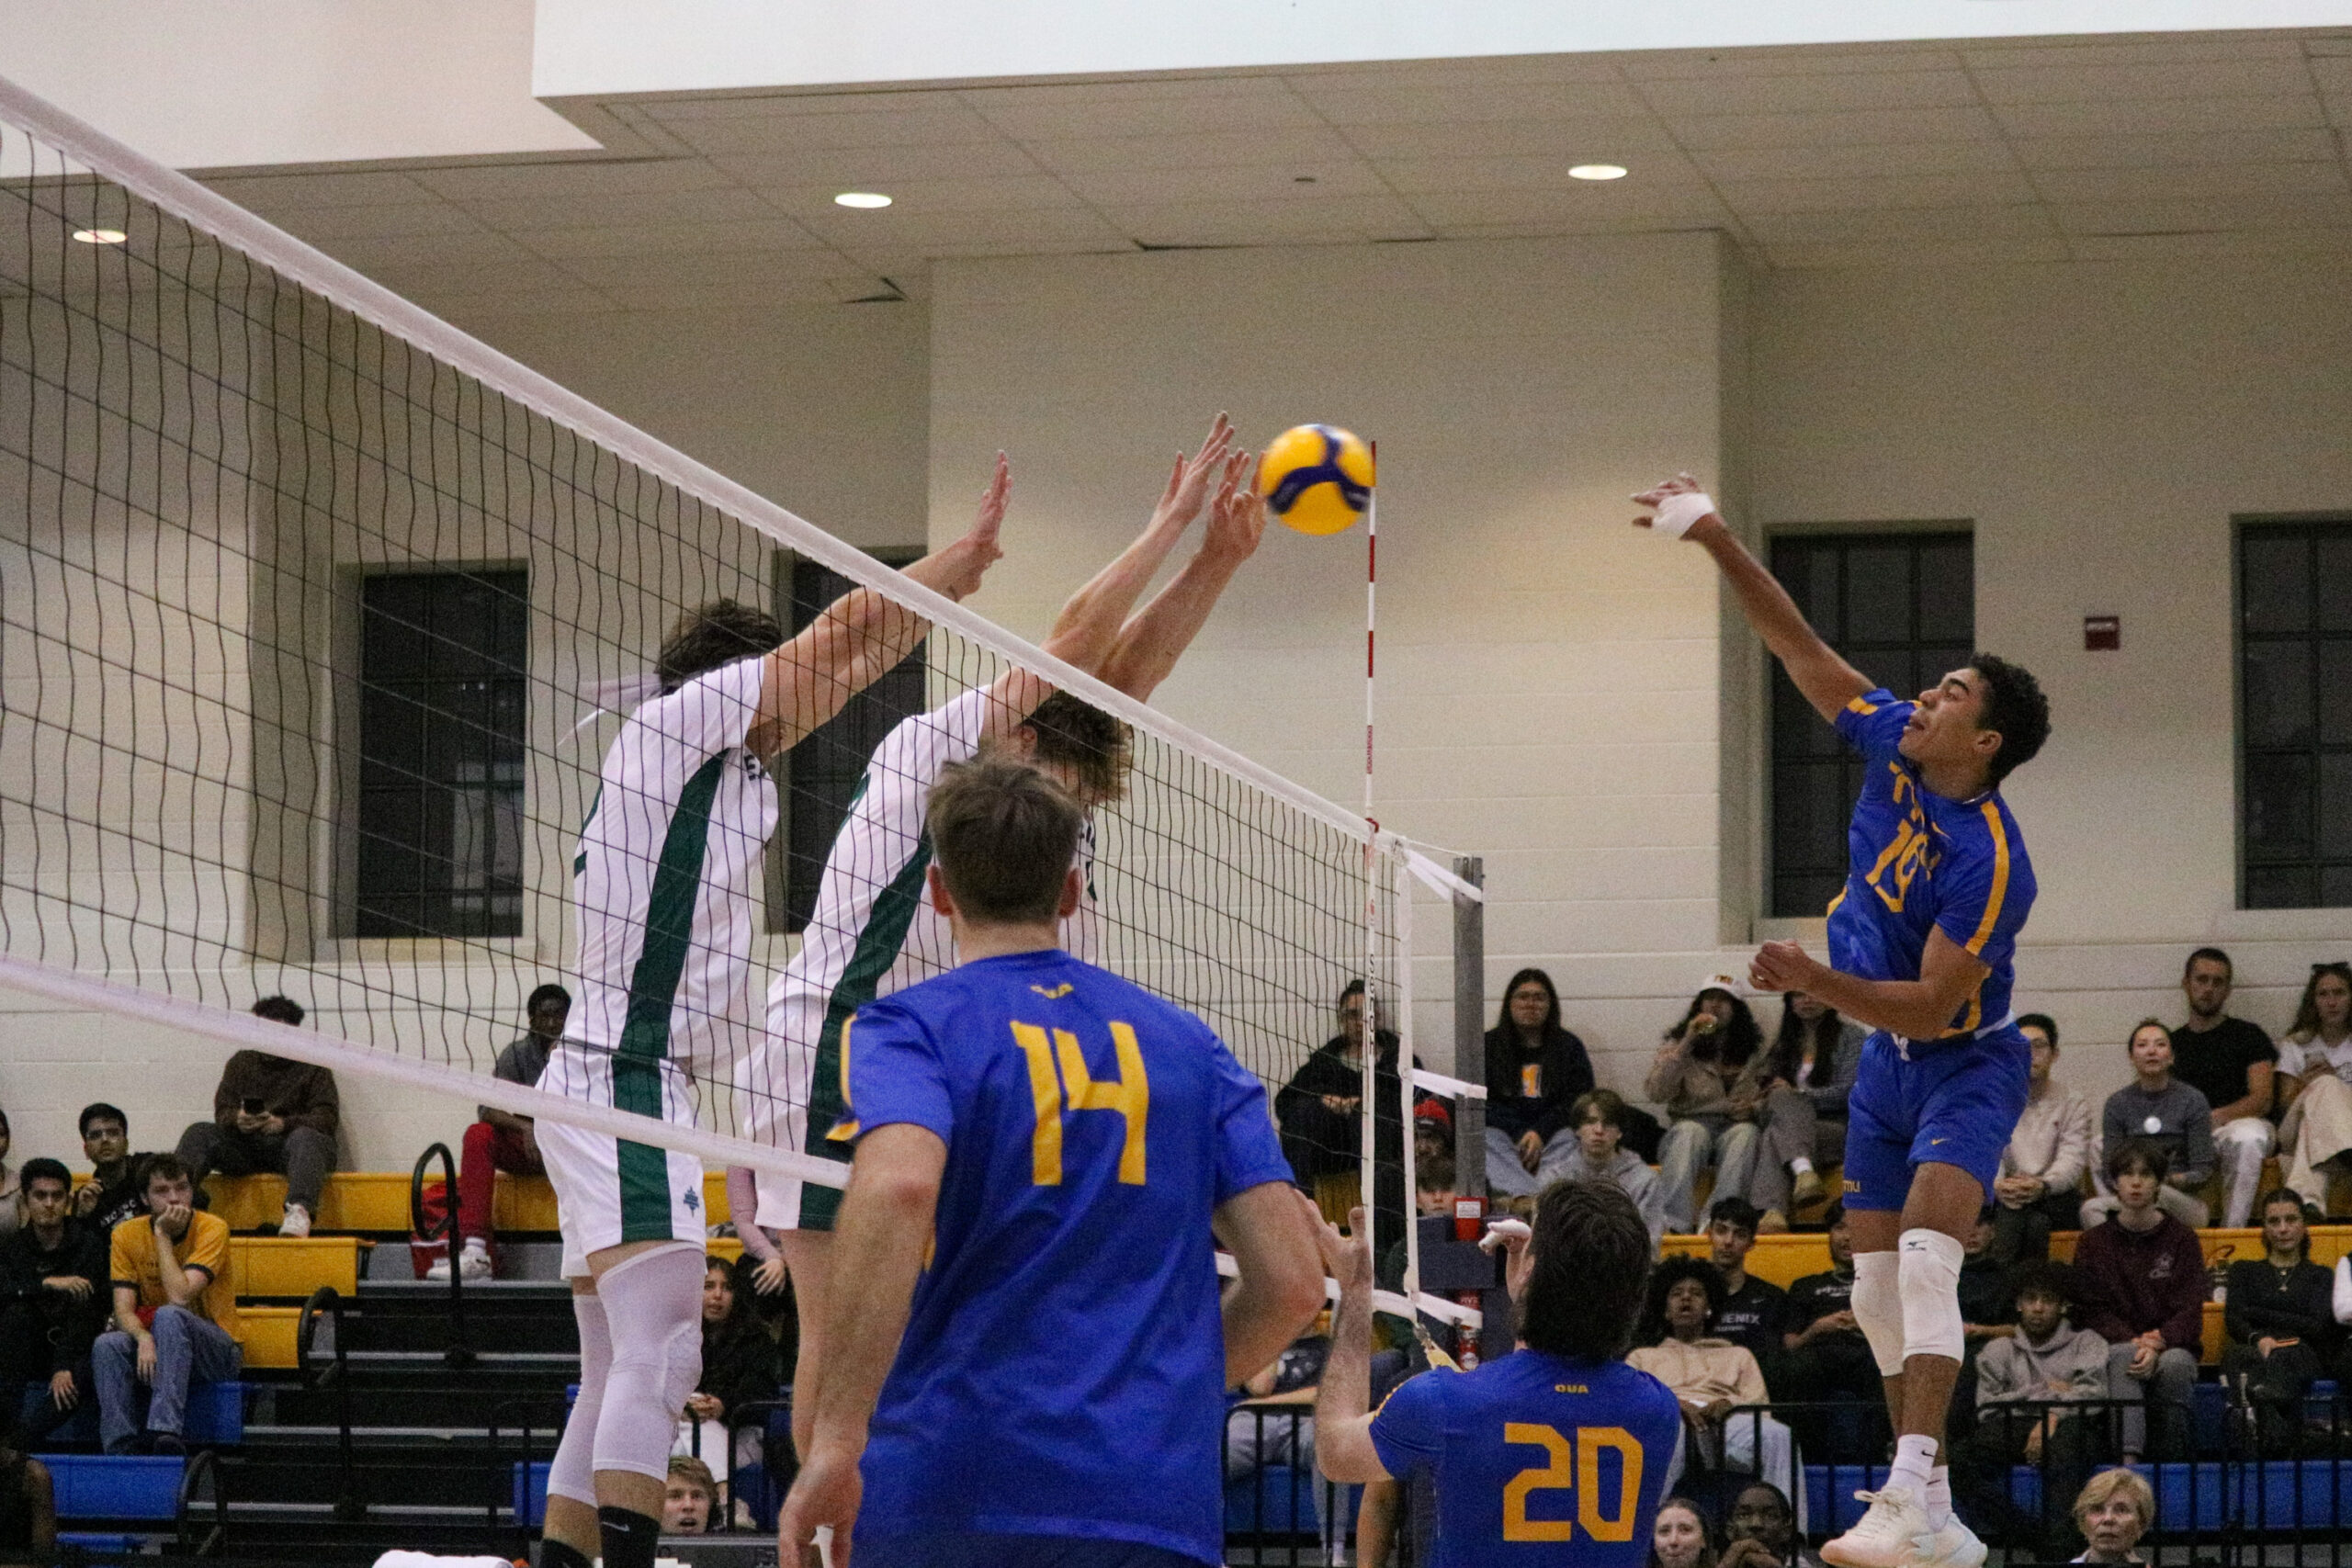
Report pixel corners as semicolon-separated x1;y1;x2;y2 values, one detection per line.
72;227;128;244
833;192;892;209
1568;164;1628;182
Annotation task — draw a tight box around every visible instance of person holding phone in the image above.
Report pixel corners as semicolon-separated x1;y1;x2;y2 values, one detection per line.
172;997;340;1238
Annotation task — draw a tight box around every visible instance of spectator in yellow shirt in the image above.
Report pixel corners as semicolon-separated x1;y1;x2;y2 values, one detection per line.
93;1155;242;1455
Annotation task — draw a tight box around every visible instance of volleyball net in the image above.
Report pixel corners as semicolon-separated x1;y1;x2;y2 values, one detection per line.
0;73;1482;1313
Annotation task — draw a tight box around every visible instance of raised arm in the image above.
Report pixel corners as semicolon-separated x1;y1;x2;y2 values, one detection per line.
980;414;1236;735
746;453;1012;756
1310;1206;1393;1485
1634;474;1871;723
1097;451;1264;702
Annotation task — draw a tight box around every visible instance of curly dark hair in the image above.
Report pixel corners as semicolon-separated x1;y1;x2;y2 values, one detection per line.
1969;652;2050;785
1674;989;1761;1070
1637;1254;1727;1346
656;598;785;693
1519;1180;1653;1361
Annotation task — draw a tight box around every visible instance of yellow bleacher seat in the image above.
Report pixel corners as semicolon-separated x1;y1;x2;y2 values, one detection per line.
204;1173;412;1233
239;1306;302;1371
229;1236;359;1298
487;1168;731;1233
707;1236;743;1266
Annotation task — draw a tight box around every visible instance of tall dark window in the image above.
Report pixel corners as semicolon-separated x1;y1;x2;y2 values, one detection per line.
775;553;925;933
2238;519;2352;909
1769;531;1973;918
356;570;528;937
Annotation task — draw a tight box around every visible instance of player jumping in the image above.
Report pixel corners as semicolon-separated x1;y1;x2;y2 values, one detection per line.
742;417;1267;1455
775;756;1326;1567
535;471;1009;1568
1636;475;2050;1568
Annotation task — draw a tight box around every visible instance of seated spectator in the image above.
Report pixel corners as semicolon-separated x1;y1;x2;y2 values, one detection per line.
2073;1139;2205;1461
1718;1481;1818;1568
1626;1258;1799;1495
0;1160;107;1444
1991;1016;2091;1266
1951;1206;2018;1439
2276;962;2352;1217
1275;981;1409;1228
2071;1467;2155;1565
2082;1021;2212;1229
1775;1203;1882;1461
1743;990;1862;1219
1704;1198;1788;1375
1227;1319;1328;1481
1557;1090;1666;1248
1482;967;1595;1197
2222;1188;2335;1452
661;1454;718;1535
682;1254;779;1487
1951;1262;2111;1560
2171;948;2280;1228
1650;1496;1718;1568
0;1422;54;1566
70;1103;157;1235
175;997;338;1237
94;1156;243;1454
436;983;568;1281
1648;978;1768;1234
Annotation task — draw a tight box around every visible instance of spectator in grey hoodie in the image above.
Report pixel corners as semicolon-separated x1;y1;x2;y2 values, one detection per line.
1561;1090;1666;1251
2082;1020;2214;1229
1951;1262;2112;1559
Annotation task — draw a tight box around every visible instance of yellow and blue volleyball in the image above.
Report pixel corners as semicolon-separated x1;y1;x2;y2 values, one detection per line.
1259;423;1374;536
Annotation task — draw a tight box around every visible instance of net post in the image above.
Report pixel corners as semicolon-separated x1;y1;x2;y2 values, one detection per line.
1395;850;1419;1306
1452;855;1486;1201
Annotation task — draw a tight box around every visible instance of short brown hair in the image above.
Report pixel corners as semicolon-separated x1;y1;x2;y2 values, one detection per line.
1020;691;1132;804
1519;1179;1651;1360
928;758;1084;926
143;1153;193;1193
1569;1088;1626;1131
657;599;783;692
665;1454;717;1497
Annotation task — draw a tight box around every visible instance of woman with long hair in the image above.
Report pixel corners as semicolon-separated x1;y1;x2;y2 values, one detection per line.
1650;1497;1719;1568
1647;979;1770;1233
2273;963;2352;1216
1482;968;1597;1197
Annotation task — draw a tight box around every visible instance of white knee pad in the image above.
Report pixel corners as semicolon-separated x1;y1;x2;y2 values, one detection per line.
1850;1250;1906;1377
1898;1227;1966;1364
548;1292;611;1507
593;1243;706;1482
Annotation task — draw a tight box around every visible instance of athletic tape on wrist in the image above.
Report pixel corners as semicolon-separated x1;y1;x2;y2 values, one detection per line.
1651;491;1714;538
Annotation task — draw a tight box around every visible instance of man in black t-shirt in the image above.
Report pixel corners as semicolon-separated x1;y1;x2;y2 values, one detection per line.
2173;947;2279;1227
1707;1198;1789;1373
1778;1203;1882;1461
71;1104;159;1236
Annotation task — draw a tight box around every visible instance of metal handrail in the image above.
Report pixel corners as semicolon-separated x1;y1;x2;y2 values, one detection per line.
175;1445;227;1556
411;1141;475;1369
297;1285;365;1522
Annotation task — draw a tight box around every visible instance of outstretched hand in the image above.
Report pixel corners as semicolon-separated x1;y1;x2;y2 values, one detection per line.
1314;1202;1374;1297
1630;471;1720;536
1204;452;1265;564
935;451;1012;602
1149;413;1238;535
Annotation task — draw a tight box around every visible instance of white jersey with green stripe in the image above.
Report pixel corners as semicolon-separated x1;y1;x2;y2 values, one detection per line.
566;655;776;1094
745;685;1097;1226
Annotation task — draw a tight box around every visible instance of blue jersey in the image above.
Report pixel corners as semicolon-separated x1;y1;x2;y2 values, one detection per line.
841;947;1295;1566
1369;1353;1682;1568
1826;690;2036;1039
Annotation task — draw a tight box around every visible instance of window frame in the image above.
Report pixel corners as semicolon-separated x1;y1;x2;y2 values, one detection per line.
2233;513;2352;911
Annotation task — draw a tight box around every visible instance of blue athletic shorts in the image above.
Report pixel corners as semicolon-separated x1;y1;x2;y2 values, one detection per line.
1841;1025;2031;1213
857;1534;1208;1568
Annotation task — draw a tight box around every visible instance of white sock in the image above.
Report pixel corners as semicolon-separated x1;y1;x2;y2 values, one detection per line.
1887;1433;1937;1503
461;1237;489;1257
1790;1156;1815;1175
1926;1464;1951;1529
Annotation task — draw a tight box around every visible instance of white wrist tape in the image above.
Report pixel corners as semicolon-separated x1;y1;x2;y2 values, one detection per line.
1651;491;1715;538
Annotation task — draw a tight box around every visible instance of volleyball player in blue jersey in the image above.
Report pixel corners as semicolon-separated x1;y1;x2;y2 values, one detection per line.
1635;476;2051;1568
1315;1181;1682;1565
774;757;1327;1568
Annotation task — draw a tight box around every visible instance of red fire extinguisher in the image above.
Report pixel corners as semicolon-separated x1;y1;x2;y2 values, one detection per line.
1452;1194;1487;1368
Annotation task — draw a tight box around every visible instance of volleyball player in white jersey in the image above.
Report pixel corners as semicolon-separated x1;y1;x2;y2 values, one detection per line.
537;464;1010;1568
746;418;1269;1452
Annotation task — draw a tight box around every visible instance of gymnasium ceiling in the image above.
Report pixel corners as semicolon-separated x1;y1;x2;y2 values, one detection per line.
194;28;2352;319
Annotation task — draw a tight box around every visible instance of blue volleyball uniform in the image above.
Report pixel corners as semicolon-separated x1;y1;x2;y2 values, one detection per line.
1827;690;2037;1210
1368;1353;1682;1567
838;947;1295;1567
